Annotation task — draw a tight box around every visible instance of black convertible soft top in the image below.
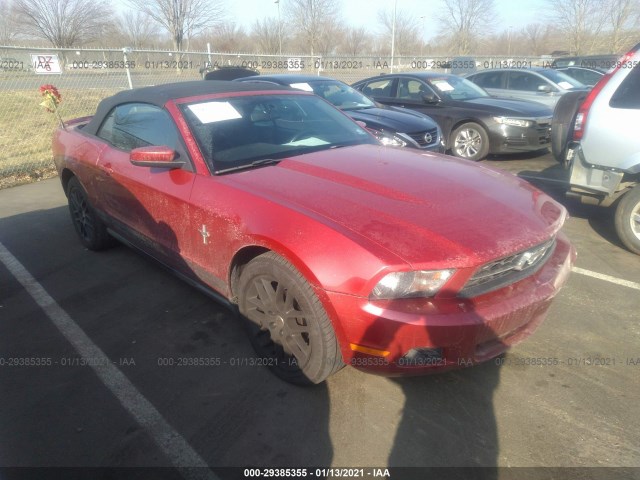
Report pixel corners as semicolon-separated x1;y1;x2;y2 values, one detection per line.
83;80;291;136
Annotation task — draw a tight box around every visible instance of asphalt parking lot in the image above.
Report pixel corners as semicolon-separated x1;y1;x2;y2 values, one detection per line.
1;150;639;479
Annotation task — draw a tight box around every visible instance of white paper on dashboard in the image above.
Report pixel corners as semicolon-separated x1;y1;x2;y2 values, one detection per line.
188;102;242;123
290;82;314;92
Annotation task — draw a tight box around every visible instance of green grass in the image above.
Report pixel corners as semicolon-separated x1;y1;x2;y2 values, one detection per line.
0;88;119;189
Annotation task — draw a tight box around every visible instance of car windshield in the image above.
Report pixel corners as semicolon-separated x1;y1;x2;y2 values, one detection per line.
290;80;376;111
180;94;377;173
425;76;489;100
538;69;585;89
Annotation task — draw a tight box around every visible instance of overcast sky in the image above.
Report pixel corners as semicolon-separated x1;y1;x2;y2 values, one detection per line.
224;0;546;41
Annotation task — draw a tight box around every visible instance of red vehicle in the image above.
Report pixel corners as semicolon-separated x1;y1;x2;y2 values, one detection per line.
53;81;575;385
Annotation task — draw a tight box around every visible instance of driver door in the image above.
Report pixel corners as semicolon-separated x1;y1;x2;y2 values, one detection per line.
94;103;196;272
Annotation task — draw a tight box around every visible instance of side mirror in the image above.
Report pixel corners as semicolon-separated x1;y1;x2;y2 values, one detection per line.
537;84;553;93
130;146;184;169
422;92;439;104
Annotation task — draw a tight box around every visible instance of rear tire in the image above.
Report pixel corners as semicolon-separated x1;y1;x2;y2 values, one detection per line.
551;91;588;168
237;252;344;385
614;186;640;255
66;177;113;251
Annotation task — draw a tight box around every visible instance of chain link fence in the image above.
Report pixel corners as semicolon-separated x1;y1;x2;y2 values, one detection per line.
0;45;549;188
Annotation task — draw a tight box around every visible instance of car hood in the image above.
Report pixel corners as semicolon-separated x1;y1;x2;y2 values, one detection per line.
225;145;566;268
347;106;438;132
459;97;552;116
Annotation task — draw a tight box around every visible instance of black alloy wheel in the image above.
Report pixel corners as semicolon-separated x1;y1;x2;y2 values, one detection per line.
237;252;343;385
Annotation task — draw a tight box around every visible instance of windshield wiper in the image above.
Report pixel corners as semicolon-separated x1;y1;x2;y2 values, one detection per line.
215;158;281;174
342;105;374;111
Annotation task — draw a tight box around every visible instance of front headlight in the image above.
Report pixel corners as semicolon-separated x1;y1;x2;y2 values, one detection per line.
493;116;532;128
380;135;407;147
370;269;454;300
369;128;407;147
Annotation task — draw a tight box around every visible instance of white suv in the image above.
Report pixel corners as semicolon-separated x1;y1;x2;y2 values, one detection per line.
553;43;640;254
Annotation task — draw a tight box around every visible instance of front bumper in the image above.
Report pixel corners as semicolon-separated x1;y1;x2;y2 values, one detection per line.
327;233;575;375
421;141;446;154
488;122;551;154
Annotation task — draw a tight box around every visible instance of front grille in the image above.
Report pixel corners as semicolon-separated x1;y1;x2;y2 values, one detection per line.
406;127;439;147
535;117;552;145
505;137;529;146
459;238;556;298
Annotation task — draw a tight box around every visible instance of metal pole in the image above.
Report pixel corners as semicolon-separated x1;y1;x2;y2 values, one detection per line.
276;0;282;57
390;0;397;73
122;47;133;90
420;15;425;57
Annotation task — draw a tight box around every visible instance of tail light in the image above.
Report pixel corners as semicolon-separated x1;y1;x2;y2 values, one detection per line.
573;49;637;141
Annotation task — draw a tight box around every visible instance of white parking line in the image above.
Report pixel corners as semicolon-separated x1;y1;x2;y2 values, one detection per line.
572;266;640;291
0;242;218;480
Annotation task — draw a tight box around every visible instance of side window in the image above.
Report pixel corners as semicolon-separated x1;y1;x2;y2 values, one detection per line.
97;103;179;152
579;69;603;85
568;68;600;86
361;78;394;98
397;79;426;100
471;71;504;89
507;72;540;92
565;68;582;83
610;64;640;109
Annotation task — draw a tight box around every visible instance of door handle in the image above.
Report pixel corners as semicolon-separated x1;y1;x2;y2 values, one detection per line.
100;162;114;175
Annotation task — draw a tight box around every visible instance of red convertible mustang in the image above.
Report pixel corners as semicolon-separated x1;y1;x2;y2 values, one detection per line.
53;81;575;385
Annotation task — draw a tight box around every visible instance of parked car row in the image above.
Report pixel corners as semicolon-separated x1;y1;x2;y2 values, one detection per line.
351;72;553;161
206;67;557;162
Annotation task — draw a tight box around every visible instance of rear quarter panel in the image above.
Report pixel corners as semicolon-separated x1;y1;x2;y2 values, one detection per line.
53;121;107;203
581;57;640;171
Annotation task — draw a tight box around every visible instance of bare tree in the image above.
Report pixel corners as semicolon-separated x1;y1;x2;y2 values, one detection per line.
523;23;550;56
0;0;19;45
377;8;421;56
606;0;640;52
125;0;224;52
338;26;372;56
14;0;112;48
545;0;606;54
315;21;345;56
251;17;285;54
286;0;340;56
209;22;250;53
117;10;160;50
437;0;496;55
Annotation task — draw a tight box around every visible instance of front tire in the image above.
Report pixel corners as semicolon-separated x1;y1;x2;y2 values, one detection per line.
614;186;640;255
66;177;113;251
450;122;489;161
237;252;344;385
